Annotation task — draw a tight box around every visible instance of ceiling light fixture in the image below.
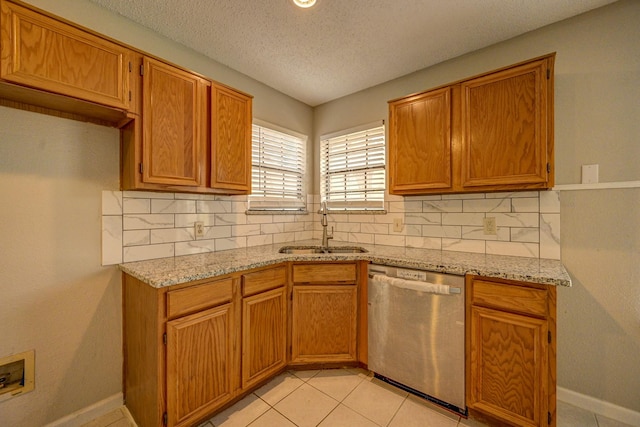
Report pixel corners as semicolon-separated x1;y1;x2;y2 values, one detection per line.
292;0;316;8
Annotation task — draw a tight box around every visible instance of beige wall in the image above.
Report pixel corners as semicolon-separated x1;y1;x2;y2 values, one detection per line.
0;106;122;425
314;0;640;412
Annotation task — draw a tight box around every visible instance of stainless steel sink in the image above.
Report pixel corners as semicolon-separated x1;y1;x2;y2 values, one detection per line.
278;245;368;254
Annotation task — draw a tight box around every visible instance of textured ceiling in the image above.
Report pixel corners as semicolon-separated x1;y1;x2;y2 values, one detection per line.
87;0;617;106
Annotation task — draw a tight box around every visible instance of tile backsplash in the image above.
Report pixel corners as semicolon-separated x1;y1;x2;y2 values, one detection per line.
102;190;560;265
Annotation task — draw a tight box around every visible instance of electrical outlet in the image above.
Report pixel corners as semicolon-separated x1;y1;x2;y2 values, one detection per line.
393;218;404;232
194;221;205;238
483;217;497;235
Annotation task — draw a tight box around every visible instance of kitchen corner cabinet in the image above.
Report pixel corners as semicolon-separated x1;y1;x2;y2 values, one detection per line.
211;83;252;193
0;0;132;111
290;263;359;364
123;273;240;427
389;53;555;195
466;275;557;427
241;266;288;389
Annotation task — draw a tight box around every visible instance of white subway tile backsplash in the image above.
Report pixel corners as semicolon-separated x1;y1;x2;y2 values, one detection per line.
462;226;509;241
406;236;442;250
361;223;389;234
486;241;539;258
540;213;561;259
247;234;273;247
151;199;196;214
423;200;463;212
123;214;174;230
175;239;216;256
123;190;174;199
173;214;216;228
442;238;485;253
421;225;462;239
405;212;442;225
374;234;405;247
511;228;540;243
463;198;511;213
233;224;261;236
102;190;562;265
511;197;540;212
123;230;151;246
540;190;561;213
442;212;485;226
197;200;232;213
123;198;150;214
151;228;193;244
203;225;232;239
102;191;122;215
493;212;539;228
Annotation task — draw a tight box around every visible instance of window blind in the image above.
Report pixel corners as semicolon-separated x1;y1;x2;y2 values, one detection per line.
249;123;306;211
320;122;385;210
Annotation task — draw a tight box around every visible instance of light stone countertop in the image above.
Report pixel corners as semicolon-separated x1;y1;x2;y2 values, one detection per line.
119;240;572;288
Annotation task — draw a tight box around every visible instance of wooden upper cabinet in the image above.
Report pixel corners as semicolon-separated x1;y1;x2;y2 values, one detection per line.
389;87;452;193
211;83;252;193
141;57;208;187
0;0;131;110
461;58;552;189
388;53;554;195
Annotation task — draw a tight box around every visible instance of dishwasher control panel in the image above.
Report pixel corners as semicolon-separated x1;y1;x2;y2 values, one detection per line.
396;268;427;281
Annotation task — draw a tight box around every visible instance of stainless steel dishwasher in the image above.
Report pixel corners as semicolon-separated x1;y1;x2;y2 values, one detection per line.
368;264;466;415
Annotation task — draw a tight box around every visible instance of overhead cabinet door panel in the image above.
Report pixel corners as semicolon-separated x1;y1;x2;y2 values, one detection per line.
389;87;452;193
461;59;549;188
1;1;130;109
142;57;207;187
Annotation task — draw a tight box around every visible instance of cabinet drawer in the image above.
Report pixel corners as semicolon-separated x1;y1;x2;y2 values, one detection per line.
292;263;357;284
471;279;547;317
167;278;233;319
242;265;286;296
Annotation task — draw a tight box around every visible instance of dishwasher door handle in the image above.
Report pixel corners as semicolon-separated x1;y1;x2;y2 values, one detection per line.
369;273;457;296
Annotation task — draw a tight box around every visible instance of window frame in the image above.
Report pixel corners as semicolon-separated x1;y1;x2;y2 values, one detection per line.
248;120;307;212
320;121;386;212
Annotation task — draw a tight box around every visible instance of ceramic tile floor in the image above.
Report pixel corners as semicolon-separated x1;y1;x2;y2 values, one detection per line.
84;368;637;427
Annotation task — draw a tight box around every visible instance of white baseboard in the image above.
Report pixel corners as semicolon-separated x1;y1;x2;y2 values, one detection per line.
44;393;124;427
558;387;640;427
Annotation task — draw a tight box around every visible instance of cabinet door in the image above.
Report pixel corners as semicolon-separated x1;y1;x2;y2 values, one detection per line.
211;83;252;192
388;87;452;194
142;57;207;187
0;1;131;109
461;58;552;189
468;305;548;427
166;303;235;427
242;287;287;389
291;285;358;364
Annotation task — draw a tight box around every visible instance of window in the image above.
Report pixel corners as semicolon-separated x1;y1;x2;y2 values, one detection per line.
249;121;307;211
320;121;385;211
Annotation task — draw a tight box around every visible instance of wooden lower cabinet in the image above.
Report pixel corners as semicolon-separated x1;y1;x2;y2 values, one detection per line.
241;266;288;389
290;262;359;364
123;273;240;427
291;285;358;363
466;275;557;427
166;303;235;427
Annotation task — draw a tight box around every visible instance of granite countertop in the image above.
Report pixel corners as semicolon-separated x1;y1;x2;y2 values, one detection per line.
119;240;572;289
